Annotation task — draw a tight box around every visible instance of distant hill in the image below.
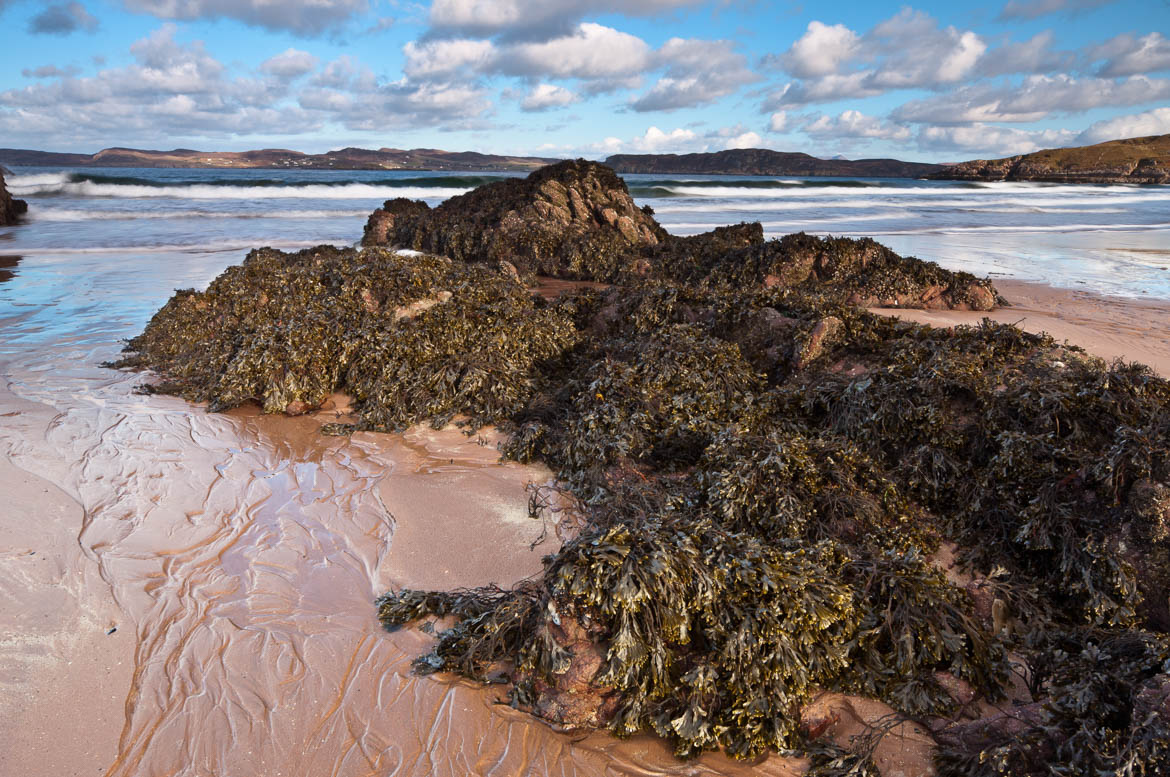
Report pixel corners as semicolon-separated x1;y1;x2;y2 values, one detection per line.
0;146;562;172
931;135;1170;184
603;149;943;178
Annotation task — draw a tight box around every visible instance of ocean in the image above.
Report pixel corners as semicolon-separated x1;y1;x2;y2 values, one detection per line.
3;165;1170;308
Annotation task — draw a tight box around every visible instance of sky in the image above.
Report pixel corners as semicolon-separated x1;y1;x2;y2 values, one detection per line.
0;0;1168;162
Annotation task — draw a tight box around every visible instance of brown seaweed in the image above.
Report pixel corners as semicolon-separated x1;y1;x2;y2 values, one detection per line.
108;162;1170;774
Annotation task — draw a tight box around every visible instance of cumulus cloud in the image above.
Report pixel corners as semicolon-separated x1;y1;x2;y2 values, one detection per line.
29;2;98;34
123;0;369;36
723;130;761;149
778;21;860;78
259;49;319;80
0;25;322;143
1092;32;1170;77
766;9;985;106
768;111;789;132
631;37;758;111
1077;107;1170;144
997;0;1115;21
977;31;1074;77
520;83;578;111
802;110;911;141
892;75;1170;124
404;38;495;79
592;125;708;155
918;123;1078;156
0;23;498;146
428;0;702;40
494;23;651;83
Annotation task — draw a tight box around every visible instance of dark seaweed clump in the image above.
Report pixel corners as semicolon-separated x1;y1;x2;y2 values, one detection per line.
110;167;1170;774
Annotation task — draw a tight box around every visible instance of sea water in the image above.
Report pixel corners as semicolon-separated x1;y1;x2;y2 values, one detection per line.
2;166;1170;327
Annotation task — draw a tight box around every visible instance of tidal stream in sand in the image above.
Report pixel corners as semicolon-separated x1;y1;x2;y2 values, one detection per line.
0;226;802;773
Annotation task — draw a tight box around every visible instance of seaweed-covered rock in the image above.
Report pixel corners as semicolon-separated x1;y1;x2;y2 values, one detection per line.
363;161;998;311
110;166;1170;773
656;231;998;310
0;170;27;225
110;245;578;428
362;159;668;281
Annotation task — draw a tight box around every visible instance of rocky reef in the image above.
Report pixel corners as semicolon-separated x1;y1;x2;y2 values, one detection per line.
933;134;1170;184
0;169;27;225
110;161;1170;775
364;160;999;309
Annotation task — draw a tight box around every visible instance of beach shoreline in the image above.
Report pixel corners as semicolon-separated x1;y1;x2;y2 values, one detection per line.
2;271;1170;772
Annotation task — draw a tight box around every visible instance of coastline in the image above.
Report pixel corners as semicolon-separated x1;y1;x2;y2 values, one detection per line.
3;270;1168;774
872;278;1170;377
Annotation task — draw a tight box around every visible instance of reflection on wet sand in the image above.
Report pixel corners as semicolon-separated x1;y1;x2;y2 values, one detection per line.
0;357;797;777
0;255;20;284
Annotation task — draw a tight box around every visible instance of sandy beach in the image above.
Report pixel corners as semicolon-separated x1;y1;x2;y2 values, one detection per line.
873;279;1170;377
1;275;1167;776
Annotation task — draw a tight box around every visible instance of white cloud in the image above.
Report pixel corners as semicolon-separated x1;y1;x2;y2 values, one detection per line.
764;73;883;108
1077;107;1170;144
403;38;495;79
918;124;1078;156
495;23;651;82
593;125;707;155
631;37;758;111
893;74;1170;124
123;0;369;36
768;111;789;132
779;21;860;78
259;49;318;79
977;31;1073;77
1092;32;1170;77
724;130;761;149
997;0;1115;21
520;83;578;111
803;110;911;141
764;10;985;106
428;0;702;39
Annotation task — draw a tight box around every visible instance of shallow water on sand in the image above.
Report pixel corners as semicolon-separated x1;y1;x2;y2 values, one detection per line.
0;261;799;772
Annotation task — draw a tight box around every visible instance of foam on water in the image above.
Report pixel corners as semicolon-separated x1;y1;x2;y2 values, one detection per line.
2;164;1169;299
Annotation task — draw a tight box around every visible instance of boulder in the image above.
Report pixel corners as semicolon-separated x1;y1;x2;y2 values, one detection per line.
362;159;668;282
362;160;1000;311
0;170;27;225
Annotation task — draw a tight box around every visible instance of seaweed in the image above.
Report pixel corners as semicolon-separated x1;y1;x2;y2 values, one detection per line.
109;162;1170;774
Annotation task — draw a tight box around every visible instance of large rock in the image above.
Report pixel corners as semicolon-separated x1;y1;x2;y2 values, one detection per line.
0;170;27;225
363;160;1001;311
363;159;668;281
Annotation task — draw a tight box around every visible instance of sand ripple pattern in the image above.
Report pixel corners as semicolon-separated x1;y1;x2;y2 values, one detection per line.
0;354;793;777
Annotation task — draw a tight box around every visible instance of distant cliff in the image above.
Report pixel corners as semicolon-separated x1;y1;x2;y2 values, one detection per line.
604;149;943;178
932;135;1170;184
0;169;27;225
0;146;561;172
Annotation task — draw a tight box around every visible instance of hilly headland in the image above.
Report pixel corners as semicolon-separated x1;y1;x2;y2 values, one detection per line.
0;145;560;172
931;134;1170;184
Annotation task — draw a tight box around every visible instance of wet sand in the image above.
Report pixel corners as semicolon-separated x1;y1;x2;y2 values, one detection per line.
2;278;1167;777
0;360;803;777
873;279;1170;377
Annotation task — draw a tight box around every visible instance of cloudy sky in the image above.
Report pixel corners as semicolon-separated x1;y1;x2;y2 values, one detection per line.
1;0;1168;161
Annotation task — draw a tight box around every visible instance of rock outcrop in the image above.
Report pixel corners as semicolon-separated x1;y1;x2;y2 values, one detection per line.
0;170;27;225
363;159;668;281
932;134;1170;184
365;160;1001;310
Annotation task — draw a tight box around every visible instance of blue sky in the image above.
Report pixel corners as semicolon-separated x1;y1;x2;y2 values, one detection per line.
0;0;1168;161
